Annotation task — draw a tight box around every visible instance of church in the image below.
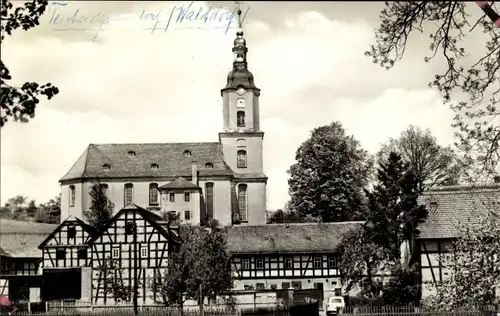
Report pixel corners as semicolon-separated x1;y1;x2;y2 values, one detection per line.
59;28;268;227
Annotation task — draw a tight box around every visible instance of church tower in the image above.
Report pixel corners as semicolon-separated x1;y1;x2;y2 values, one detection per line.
219;8;267;225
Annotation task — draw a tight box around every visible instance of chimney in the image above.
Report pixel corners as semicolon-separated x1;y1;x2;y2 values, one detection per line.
191;161;198;185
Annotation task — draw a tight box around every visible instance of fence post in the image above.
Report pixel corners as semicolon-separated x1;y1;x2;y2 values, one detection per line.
287;288;294;307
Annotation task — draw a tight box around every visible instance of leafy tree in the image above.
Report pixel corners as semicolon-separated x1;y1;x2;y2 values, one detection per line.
35;194;60;224
267;209;302;224
1;0;59;127
96;258;134;303
368;2;500;182
287;122;373;222
83;182;114;230
377;125;462;190
429;209;500;309
25;199;38;217
154;220;232;308
380;265;421;306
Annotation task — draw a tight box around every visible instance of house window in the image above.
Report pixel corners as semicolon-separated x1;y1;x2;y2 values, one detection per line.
149;183;159;205
205;183;214;220
184;192;190;202
99;183;109;197
282;282;290;290
334;288;342;296
256;283;265;290
238;184;248;221
313;256;322;269
56;249;65;260
256;258;264;269
270;284;277;290
284;257;293;269
125;222;136;235
328;256;338;268
69;185;75;207
237;150;247;168
140;246;148;258
124;183;133;205
241;259;250;270
112;247;120;259
67;225;76;239
77;248;87;260
237;111;245;127
184;210;191;221
169;193;175;202
292;281;302;290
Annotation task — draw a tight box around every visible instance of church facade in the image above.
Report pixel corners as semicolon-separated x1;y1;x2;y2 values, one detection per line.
59;29;267;227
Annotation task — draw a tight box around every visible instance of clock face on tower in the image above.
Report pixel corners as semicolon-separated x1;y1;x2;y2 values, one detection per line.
237;98;245;108
237;87;245;96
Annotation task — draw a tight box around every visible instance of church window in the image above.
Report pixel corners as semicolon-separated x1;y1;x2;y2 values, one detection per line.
124;183;134;205
149;183;159;205
183;150;192;156
69;185;75;207
169;193;175;202
99;183;109;197
237;150;247;168
184;192;190;202
205;182;214;220
238;184;248;221
205;162;214;168
237;111;245;127
128;151;136;157
151;163;159;170
102;164;110;171
236;139;246;147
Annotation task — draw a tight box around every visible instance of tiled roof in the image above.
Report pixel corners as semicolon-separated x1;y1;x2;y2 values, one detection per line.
0;220;58;257
159;177;200;190
417;184;500;239
227;222;363;255
60;143;233;182
0;247;9;257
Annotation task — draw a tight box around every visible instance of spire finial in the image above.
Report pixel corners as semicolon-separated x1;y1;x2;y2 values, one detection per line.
235;1;243;33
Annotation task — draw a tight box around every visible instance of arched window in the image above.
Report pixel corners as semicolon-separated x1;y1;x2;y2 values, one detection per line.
99;183;109;197
237;150;247;168
238;184;248;222
69;185;75;207
149;183;159;205
205;182;214;220
237;111;245;127
236;139;246;147
124;183;134;205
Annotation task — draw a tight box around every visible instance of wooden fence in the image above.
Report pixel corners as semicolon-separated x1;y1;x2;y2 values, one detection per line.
341;305;500;316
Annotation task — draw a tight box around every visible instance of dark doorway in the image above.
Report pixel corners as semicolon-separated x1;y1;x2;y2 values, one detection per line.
41;268;81;300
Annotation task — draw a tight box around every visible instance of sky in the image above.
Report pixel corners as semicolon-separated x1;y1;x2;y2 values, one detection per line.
0;1;489;210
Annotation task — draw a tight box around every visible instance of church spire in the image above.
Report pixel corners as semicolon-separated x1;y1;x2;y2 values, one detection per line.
222;2;258;93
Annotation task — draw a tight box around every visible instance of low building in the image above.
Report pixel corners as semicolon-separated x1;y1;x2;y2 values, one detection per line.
417;183;500;298
227;222;364;310
0;220;58;310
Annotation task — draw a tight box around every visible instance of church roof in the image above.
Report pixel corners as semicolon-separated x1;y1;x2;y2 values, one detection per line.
60;142;233;182
159;177;200;190
227;222;364;255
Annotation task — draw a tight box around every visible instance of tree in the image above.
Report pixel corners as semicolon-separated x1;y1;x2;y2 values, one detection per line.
287;122;373;222
365;152;428;262
380;265;421;306
154;220;233;308
267;209;305;224
377;125;462;190
1;0;59;127
338;152;427;302
96;258;134;304
368;2;500;182
429;210;500;309
35;194;60;224
83;182;114;231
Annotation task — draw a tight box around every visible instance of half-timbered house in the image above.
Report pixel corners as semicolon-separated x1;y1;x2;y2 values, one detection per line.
417;183;500;298
38;216;99;304
0;220;57;310
227;222;364;309
89;204;179;306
